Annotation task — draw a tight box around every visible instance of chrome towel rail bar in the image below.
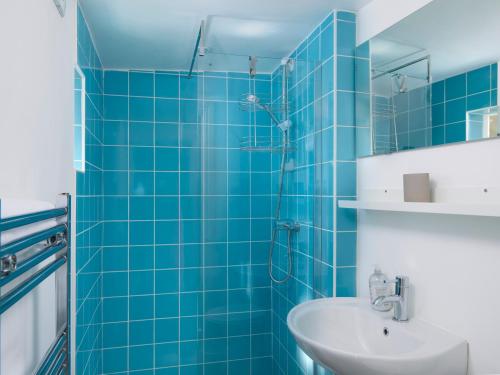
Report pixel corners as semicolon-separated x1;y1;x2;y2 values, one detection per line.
0;194;71;374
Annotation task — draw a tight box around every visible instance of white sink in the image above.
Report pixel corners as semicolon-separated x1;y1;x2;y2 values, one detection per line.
287;298;468;375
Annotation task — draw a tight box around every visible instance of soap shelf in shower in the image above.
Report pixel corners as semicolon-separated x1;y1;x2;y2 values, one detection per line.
339;200;500;218
239;136;296;153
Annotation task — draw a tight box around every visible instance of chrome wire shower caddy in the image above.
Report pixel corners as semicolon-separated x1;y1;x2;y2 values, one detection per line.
0;194;71;375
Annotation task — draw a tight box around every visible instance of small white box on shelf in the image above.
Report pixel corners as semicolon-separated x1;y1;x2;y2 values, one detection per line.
403;173;431;202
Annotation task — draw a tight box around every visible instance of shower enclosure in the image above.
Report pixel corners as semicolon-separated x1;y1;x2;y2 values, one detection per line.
76;10;335;374
73;7;355;375
174;50;326;373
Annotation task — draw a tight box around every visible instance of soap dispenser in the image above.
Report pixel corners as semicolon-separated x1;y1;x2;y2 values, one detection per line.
369;266;391;311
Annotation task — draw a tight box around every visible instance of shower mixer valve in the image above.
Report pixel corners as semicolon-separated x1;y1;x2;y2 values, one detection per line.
278;120;292;132
275;220;301;232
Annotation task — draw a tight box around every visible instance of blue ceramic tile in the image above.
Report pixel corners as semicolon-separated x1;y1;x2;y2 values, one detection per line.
337;20;356;57
156;73;179;98
130;146;154;170
467;91;490;111
432;125;445;146
130;270;154;294
102;322;127;348
432;104;445;126
156;172;180;195
102;348;127;373
337;126;355;161
432;80;445;104
155;196;179;220
156;123;179;147
130;171;154;195
104;95;128;120
104;71;128;95
103;247;128;271
204;77;227;100
130;245;154;270
467;65;491;95
156;318;179;343
102;297;128;323
130;295;154;320
103;196;128;220
336;267;356;297
156;220;179;245
445;121;465;143
445;73;466;101
103;120;128;145
180;292;203;316
228;78;249;101
337;232;356;266
179;341;202;365
130;97;154;121
130;122;154;146
356;41;370;59
156;148;179;171
337;91;355;125
337;11;356;22
130;344;154;370
185;220;204;245
338;57;355;91
180;76;199;99
156;270;179;293
130;196;154;220
103;222;128;246
320;23;334;60
102;271;128;298
355;58;370;93
130;71;154;97
156;98;179;122
130;221;154;245
156;245;179;269
130;320;154;345
180;99;201;124
180;123;201;147
445;98;466;124
228;336;250;360
156;294;179;318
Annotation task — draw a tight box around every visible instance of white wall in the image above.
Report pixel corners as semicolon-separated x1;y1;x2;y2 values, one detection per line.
0;0;76;374
357;0;434;44
357;138;500;375
0;0;76;201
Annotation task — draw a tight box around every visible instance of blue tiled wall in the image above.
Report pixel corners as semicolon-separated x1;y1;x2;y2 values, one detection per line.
431;63;498;145
100;70;274;374
76;6;104;375
270;11;357;375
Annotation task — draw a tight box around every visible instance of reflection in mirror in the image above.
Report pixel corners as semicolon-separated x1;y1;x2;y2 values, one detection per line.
356;0;500;157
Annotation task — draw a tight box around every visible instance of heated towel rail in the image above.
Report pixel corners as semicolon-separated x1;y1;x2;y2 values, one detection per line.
0;194;71;375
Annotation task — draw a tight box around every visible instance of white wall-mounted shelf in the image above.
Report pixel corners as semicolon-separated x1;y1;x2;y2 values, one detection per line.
338;200;500;218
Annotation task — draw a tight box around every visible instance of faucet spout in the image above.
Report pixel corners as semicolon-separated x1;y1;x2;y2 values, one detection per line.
374;295;401;306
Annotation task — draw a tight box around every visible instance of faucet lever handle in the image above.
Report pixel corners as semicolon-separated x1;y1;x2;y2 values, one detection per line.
394;275;409;296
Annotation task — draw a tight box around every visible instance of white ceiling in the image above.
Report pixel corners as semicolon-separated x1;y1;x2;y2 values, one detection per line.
373;0;500;82
78;0;374;72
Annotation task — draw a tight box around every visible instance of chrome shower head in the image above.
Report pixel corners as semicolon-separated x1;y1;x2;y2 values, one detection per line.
239;93;281;126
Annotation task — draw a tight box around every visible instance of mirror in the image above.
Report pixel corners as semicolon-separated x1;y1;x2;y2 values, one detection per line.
356;0;500;157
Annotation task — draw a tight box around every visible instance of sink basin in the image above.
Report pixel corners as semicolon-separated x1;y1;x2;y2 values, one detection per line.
287;298;467;375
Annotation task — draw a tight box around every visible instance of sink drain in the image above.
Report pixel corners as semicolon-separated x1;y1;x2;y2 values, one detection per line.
383;327;389;336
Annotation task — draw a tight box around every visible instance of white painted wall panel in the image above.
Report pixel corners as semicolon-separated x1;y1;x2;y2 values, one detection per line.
357;138;500;374
0;0;76;374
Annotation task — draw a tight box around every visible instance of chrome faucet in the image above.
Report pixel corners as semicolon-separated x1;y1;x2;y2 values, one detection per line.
373;275;409;322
